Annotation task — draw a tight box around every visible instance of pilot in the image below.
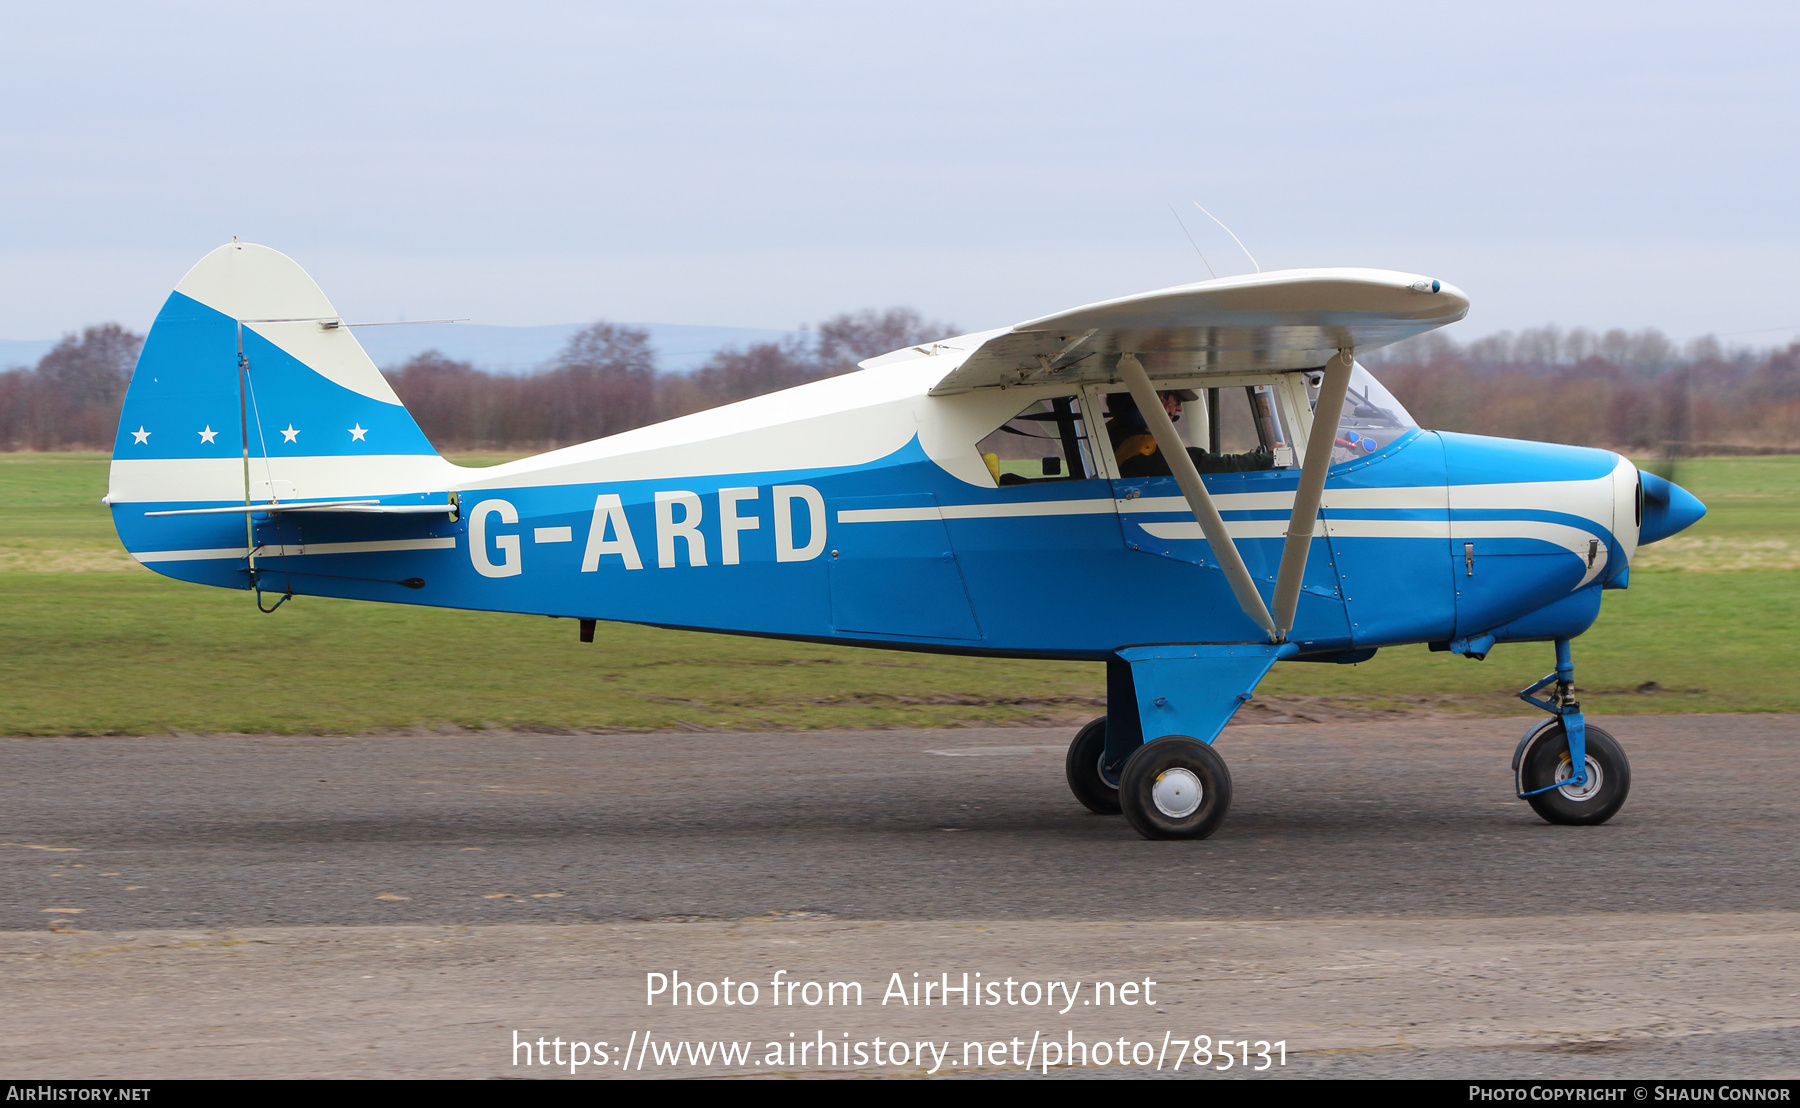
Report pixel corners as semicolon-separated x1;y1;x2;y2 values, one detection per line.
1105;391;1275;477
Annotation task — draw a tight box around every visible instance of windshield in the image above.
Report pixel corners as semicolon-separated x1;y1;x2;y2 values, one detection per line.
1307;364;1418;463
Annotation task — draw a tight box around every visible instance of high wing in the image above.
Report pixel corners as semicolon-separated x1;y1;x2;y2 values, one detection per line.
863;267;1468;644
910;267;1468;395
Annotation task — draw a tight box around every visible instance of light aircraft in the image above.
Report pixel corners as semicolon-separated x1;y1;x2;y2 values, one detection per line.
107;242;1707;839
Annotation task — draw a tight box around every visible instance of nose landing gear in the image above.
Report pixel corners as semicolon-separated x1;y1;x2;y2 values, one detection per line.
1514;638;1631;825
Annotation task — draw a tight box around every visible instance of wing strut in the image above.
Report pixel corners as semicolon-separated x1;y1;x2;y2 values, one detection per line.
1118;353;1278;640
1270;348;1354;639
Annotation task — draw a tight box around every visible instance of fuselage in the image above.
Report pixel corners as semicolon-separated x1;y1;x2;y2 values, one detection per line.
110;321;1685;661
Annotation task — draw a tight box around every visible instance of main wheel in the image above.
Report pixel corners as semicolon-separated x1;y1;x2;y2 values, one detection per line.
1064;716;1121;814
1519;722;1630;826
1118;735;1232;840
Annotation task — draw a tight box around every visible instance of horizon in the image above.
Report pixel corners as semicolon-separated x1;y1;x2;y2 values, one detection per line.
6;311;1795;380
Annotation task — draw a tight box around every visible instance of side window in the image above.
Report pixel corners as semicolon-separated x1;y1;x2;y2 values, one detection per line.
1162;386;1297;468
976;395;1095;485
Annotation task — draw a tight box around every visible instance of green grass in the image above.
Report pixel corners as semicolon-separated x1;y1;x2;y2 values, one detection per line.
0;452;1794;734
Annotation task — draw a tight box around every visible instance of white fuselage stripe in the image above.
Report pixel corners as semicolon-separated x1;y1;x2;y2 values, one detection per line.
837;499;1117;524
109;455;465;504
1135;517;1610;587
834;479;1611;530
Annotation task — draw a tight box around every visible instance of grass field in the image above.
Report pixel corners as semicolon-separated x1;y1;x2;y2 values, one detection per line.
0;451;1794;735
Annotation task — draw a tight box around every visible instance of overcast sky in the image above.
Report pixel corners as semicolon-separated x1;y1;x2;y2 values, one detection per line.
3;1;1796;345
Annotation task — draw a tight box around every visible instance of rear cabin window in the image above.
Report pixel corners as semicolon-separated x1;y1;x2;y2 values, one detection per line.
976;396;1096;485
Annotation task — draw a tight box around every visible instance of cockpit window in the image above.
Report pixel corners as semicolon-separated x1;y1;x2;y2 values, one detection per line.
1307;364;1419;463
975;395;1096;485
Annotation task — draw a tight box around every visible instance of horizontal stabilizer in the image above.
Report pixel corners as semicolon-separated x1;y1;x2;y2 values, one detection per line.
144;498;457;517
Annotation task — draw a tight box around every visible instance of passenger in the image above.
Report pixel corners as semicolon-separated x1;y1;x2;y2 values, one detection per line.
1105;391;1274;477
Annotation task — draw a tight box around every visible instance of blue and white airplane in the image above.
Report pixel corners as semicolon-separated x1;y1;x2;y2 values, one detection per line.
108;242;1707;839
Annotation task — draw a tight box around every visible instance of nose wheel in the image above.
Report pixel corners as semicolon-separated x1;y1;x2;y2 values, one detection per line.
1517;722;1631;825
1513;638;1631;826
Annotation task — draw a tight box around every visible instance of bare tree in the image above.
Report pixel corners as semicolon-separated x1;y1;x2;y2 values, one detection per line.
1;324;145;448
665;307;958;418
39;324;141;407
536;322;658;443
387;350;526;450
673;336;819;412
815;308;956;374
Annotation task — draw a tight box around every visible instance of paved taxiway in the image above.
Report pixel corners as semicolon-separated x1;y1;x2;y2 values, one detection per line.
2;714;1796;1078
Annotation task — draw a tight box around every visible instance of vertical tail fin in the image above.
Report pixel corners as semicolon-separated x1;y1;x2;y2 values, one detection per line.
110;241;460;584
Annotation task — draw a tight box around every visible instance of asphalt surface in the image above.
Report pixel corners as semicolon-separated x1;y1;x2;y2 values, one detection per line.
5;715;1797;1079
3;714;1795;930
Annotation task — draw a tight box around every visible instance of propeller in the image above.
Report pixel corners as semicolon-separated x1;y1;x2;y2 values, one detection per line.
1636;362;1708;547
1645;364;1690;490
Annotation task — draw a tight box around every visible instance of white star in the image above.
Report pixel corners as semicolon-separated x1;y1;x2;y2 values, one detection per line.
198;426;218;444
280;425;300;443
348;423;368;441
131;426;150;445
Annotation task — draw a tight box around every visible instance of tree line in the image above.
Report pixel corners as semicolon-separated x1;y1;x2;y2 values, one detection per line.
382;308;951;450
1367;326;1800;454
3;314;1796;454
0;308;950;452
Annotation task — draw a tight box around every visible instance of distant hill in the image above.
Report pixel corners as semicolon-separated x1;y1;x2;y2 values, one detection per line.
2;322;803;375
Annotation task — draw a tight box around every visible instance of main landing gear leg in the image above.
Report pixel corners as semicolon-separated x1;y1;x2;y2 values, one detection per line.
1063;659;1139;814
1064;645;1290;840
1513;638;1631;825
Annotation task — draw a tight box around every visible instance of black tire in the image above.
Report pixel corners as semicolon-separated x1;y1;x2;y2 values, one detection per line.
1118;735;1232;840
1064;716;1121;814
1519;722;1630;826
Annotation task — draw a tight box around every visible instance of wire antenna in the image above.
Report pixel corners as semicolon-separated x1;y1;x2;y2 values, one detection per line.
1192;200;1260;274
347;318;469;328
1167;204;1216;279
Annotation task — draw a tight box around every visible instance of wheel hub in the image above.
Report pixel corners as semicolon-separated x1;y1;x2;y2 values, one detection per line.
1151;767;1203;818
1555;754;1604;802
1096;751;1120;790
